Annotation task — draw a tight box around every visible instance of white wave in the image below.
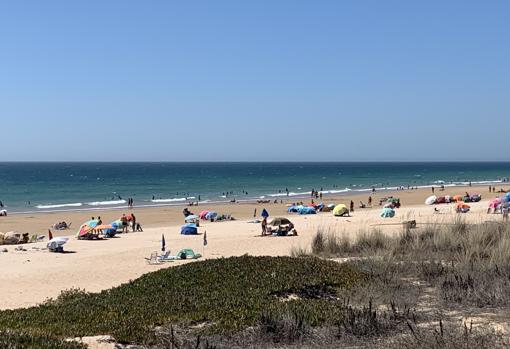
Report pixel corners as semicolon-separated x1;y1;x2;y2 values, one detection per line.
36;203;83;209
268;193;289;197
322;188;352;194
87;200;126;206
151;198;186;203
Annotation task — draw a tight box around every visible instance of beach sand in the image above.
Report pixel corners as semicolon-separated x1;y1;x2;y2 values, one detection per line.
0;185;508;310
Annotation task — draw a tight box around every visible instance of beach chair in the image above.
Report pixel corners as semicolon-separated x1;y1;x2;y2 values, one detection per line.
145;251;162;265
158;251;178;262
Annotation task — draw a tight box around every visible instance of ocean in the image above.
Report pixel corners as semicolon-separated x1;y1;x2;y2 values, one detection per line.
0;162;509;213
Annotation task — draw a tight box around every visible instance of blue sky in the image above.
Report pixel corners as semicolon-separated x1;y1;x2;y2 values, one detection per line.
1;1;509;161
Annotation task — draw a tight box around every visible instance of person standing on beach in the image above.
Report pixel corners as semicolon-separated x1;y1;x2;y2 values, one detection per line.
261;216;267;236
432;187;435;194
350;200;354;212
253;208;257;218
368;196;372;206
131;214;136;232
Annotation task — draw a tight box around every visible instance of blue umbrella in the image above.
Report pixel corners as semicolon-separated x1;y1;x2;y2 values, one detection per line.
205;211;218;220
261;209;269;218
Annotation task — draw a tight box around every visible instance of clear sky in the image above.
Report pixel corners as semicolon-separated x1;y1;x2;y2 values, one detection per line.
1;1;508;161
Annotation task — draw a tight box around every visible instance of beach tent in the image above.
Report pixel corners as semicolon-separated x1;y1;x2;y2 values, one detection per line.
298;206;316;215
199;210;209;220
181;223;198;235
205;211;218;220
456;203;470;213
333;204;349;216
270;217;292;226
261;209;269;218
380;207;395;218
425;196;437;205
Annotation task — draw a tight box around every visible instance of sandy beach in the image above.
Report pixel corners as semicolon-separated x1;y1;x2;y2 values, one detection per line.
1;184;508;310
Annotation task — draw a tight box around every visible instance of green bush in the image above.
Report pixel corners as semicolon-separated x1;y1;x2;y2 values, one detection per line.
0;330;86;349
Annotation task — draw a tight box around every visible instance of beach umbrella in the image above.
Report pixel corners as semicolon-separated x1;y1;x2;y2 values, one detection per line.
425;196;437;205
111;220;123;229
333;204;349;216
181;224;198;235
94;224;113;232
84;219;99;228
298;206;316;215
78;224;94;237
470;194;482;202
380;207;395;218
199;210;209;220
452;195;463;202
184;214;199;223
489;198;502;209
47;237;69;252
205;211;218;220
456;202;470;213
269;217;292;226
261;209;269;218
287;206;299;213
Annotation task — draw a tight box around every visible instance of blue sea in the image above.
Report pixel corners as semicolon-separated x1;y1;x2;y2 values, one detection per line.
0;162;509;213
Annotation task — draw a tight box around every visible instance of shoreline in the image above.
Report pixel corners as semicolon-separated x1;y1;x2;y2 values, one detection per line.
0;184;508;237
3;180;508;216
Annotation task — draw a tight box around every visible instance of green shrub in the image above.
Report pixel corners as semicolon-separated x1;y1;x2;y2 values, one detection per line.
0;256;364;346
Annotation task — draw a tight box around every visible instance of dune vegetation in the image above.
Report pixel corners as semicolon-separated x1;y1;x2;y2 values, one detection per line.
0;256;364;348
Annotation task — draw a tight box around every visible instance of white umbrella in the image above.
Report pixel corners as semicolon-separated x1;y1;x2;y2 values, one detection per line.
47;237;69;252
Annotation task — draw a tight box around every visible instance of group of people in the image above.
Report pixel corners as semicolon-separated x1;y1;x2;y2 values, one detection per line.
52;221;69;230
261;217;297;237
